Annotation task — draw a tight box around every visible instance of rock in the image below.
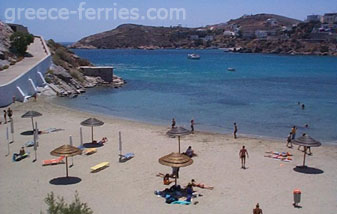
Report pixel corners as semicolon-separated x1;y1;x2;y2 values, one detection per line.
50;64;72;82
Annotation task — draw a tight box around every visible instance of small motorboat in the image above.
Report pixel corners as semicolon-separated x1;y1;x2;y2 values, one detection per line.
187;54;200;60
227;67;236;72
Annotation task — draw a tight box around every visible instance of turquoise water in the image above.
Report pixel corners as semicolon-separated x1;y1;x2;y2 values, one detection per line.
54;49;337;143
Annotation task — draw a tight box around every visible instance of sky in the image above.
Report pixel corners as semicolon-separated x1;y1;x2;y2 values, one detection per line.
0;0;336;42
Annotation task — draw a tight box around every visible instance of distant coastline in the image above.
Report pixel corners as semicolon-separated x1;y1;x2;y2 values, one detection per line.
70;13;337;57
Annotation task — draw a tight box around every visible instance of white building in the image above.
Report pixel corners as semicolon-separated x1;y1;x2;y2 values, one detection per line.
322;13;337;24
266;18;278;26
223;30;235;37
255;30;268;38
306;15;321;22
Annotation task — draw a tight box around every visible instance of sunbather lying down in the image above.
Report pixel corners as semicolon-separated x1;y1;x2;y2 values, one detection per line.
93;137;108;144
190;179;214;190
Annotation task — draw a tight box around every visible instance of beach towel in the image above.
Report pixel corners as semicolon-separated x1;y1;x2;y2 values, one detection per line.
171;200;191;205
24;141;35;147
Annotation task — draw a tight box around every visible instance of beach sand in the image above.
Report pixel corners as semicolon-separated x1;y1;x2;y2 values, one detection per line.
0;97;336;214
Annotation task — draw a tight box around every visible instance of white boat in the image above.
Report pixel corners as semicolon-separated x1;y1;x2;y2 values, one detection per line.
227;67;236;72
187;54;200;60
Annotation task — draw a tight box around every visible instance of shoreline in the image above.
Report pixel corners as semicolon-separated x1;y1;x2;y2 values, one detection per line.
48;96;337;146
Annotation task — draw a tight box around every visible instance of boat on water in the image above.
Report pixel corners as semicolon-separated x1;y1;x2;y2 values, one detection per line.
227;67;236;72
187;54;200;60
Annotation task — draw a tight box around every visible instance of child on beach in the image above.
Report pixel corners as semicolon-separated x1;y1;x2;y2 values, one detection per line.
190;119;194;133
291;126;297;140
171;118;176;129
7;108;12;119
286;132;292;148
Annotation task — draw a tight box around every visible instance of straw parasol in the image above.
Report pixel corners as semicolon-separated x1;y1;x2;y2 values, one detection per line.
159;152;193;185
80;118;104;143
292;134;321;167
51;145;82;177
21;111;42;131
167;127;191;153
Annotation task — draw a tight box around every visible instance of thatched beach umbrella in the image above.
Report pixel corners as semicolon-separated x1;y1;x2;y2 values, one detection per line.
21;111;42;131
80;118;104;143
51;145;82;177
167;127;191;153
159;152;193;185
292;135;321;167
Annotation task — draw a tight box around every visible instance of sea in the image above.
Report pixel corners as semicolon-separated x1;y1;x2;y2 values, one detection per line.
53;48;337;144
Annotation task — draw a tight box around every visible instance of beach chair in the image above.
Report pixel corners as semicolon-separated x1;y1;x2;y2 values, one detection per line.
119;152;135;162
83;148;97;155
90;162;109;172
42;156;65;166
12;153;30;162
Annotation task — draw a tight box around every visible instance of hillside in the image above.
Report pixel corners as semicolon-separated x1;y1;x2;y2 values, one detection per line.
71;13;337;56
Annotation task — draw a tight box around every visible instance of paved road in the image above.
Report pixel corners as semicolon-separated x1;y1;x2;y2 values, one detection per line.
0;37;48;86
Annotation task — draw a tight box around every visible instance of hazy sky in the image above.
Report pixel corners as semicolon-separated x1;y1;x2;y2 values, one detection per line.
1;0;336;42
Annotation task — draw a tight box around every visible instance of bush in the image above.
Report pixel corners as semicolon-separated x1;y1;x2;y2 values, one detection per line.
44;191;93;214
10;32;34;56
3;65;9;70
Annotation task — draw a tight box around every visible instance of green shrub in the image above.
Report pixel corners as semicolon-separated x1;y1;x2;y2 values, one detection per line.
70;69;84;82
10;32;34;56
44;191;93;214
3;65;9;69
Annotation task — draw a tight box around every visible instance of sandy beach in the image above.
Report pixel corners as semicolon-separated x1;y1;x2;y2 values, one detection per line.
0;97;336;214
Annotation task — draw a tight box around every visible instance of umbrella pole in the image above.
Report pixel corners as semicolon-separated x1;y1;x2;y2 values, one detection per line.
175;177;177;186
303;146;307;167
66;157;69;177
178;136;181;153
91;126;94;143
31;117;35;132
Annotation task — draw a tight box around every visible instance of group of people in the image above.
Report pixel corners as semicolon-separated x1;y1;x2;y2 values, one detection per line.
171;118;239;139
171;118;195;134
2;107;13;124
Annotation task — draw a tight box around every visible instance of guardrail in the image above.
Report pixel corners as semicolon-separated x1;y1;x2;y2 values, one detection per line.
0;36;52;107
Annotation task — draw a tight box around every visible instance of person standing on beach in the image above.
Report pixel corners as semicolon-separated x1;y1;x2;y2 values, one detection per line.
286;132;292;148
171;118;176;129
7;107;13;119
253;203;263;214
239;146;249;169
3;110;7;124
233;122;238;139
190;119;195;133
291;126;297;140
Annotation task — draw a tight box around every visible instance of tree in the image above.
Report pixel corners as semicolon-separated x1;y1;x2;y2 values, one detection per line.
10;32;34;56
44;192;93;214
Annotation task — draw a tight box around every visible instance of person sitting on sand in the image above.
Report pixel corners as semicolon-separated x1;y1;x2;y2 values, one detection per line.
13;147;26;161
183;146;196;157
253;203;263;214
190;179;214;190
163;174;174;185
19;147;25;156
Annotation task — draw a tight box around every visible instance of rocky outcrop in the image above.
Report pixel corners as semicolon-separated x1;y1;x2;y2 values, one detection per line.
46;40;126;97
0;21;15;68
